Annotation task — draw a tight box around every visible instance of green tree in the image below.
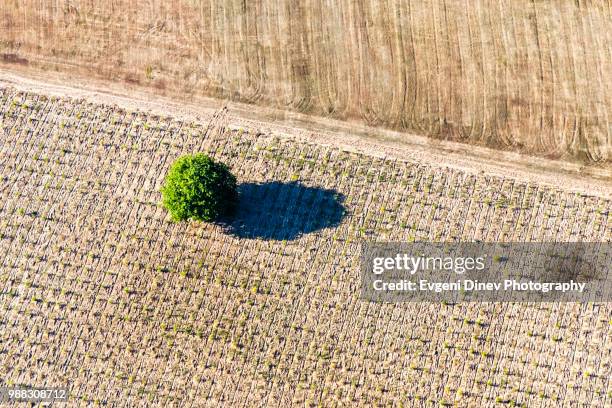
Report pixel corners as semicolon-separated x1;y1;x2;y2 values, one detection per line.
161;154;237;222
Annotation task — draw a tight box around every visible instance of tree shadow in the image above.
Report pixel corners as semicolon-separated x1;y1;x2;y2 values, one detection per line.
221;181;347;240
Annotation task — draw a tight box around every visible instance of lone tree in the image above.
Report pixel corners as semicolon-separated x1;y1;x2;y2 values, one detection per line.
161;153;237;222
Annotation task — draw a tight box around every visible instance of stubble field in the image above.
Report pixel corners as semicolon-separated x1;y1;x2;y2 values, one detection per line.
0;87;610;406
1;0;610;162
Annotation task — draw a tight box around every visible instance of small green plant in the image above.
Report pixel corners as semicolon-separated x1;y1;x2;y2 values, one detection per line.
161;154;237;222
144;65;154;79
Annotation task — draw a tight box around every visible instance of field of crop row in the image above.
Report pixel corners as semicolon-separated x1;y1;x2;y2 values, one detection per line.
1;0;610;162
0;88;610;406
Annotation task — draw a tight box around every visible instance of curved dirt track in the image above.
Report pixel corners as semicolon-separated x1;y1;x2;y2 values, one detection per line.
1;68;610;200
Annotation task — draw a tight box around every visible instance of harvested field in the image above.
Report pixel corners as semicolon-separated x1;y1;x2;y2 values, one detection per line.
1;1;610;162
0;87;610;406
